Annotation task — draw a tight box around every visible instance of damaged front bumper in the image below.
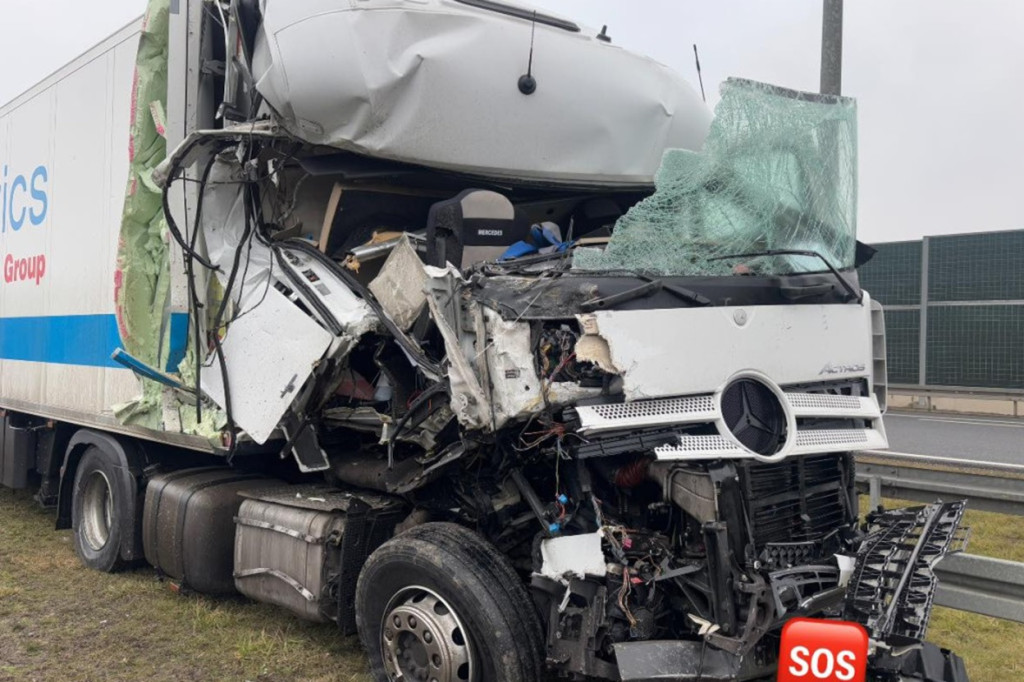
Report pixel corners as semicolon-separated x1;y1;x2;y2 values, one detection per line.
609;500;970;682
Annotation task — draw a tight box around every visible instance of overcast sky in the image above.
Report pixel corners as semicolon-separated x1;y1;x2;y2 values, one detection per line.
1;0;1021;242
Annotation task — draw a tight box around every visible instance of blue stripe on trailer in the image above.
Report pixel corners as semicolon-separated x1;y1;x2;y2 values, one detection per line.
0;314;124;368
0;313;187;372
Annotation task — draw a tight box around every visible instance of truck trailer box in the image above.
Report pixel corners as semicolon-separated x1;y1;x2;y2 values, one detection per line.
0;19;158;437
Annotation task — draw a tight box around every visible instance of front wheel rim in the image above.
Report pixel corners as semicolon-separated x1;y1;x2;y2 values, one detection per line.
380;586;476;682
81;470;114;551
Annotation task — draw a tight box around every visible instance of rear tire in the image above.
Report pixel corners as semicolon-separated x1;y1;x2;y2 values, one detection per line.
71;447;130;572
356;522;544;682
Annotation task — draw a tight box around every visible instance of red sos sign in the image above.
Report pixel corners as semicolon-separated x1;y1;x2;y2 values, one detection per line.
778;618;868;682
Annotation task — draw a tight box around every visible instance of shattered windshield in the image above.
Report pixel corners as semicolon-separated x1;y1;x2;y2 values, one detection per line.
573;78;858;277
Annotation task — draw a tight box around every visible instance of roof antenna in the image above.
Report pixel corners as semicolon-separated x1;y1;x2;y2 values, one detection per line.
518;12;538;95
693;44;707;103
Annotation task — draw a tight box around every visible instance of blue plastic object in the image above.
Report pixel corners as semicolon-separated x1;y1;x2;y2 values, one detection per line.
111;348;189;391
500;221;574;261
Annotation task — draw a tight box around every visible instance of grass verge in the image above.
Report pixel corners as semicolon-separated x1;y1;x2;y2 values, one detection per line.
0;489;371;682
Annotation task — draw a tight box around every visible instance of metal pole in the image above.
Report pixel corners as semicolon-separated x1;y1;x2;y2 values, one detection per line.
820;0;844;95
919;237;930;386
869;476;881;511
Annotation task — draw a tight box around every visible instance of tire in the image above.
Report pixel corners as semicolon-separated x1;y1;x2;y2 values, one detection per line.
356;522;545;682
71;446;131;572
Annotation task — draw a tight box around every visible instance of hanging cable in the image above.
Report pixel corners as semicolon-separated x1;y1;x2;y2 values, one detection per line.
209;147;260;464
185;152;219;421
161;136;227;270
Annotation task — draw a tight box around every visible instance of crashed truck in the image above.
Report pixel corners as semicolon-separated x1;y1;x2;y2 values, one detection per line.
0;0;970;680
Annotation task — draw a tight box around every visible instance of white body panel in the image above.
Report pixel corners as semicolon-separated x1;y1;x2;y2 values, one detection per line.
252;0;712;186
0;20;194;444
581;301;874;401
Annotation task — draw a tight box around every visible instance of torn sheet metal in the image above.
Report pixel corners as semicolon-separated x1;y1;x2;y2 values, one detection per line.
422;267;492;431
484;311;545;427
202;158;376;338
483;308;601;429
368;235;429;331
152;121;283;189
251;0;710;187
398;404;456;452
323;406;392;435
323;404;452;453
275;244;378;341
200;285;333;444
474;275;600;321
199;156;378;341
540;531;607;582
202;160;275;294
574;333;618;375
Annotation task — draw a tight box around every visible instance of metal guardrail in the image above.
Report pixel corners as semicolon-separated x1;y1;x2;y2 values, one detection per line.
890;383;1024;398
855;451;1024;623
934;553;1024;623
887;386;1024;419
857;451;1024;517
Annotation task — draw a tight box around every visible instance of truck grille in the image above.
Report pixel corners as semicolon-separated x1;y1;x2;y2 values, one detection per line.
740;454;851;548
574;379;888;460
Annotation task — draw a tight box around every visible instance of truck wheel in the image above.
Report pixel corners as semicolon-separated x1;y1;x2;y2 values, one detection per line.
356;523;544;682
71;447;129;572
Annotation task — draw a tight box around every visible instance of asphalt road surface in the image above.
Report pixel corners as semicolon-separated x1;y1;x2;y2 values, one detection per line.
880;411;1024;466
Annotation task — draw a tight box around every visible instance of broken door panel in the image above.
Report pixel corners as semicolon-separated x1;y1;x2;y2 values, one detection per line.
200;285;334;444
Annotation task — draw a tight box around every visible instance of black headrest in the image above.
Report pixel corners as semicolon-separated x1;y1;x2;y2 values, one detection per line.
427;190;528;268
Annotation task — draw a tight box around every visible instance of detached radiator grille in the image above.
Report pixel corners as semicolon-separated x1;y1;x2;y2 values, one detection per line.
740;454;851;547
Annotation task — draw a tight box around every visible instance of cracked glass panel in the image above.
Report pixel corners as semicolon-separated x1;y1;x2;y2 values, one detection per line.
573;78;858;276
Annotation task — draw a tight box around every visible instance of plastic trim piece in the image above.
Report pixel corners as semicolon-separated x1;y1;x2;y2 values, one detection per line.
233;568;317;602
575;379;887;462
233;516;323;544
